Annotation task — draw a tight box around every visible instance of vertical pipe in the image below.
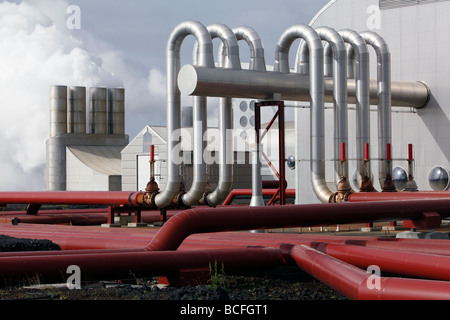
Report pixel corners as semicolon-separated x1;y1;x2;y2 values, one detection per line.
364;143;370;161
150;145;155;180
323;42;333;77
231;26;266;207
315;27;351;191
408;144;413;162
275;25;331;203
108;88;125;135
49;85;68;137
204;24;241;207
89;87;107;134
360;31;392;189
341;143;346;162
296;40;309;75
68;86;86;134
279;103;286;205
250;103;265;207
405;143;419;191
339;30;372;191
154;20;215;209
185;24;240;207
346;44;355;79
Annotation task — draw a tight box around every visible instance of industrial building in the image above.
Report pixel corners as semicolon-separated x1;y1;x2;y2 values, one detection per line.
45;86;129;191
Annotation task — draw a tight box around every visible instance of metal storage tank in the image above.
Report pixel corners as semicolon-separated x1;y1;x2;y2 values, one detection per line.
89;87;107;134
108;88;125;135
68;86;86;134
49;85;68;137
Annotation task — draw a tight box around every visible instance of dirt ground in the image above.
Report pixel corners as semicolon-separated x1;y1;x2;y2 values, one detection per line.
0;268;347;301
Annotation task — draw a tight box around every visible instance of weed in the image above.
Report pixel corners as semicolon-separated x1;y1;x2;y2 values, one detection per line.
207;260;227;291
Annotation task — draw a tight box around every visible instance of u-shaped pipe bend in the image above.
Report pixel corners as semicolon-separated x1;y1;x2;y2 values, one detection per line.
154;20;215;209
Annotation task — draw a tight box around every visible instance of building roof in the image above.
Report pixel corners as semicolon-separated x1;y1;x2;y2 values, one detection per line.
68;146;123;176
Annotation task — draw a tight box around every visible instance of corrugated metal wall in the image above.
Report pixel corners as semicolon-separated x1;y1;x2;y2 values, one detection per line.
379;0;449;10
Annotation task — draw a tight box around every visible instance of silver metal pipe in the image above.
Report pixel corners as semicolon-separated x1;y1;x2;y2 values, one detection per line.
204;24;242;207
89;87;107;134
275;25;333;203
232;26;266;72
360;31;393;189
323;42;333;77
68;86;86;134
49;85;68;137
230;26;266;207
154;20;215;209
297;41;333;76
108;88;125;135
346;43;355;79
183;23;240;207
339;29;372;191
296;40;309;75
178;65;430;109
315;27;352;191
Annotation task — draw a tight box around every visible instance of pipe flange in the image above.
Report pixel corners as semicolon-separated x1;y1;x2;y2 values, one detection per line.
150;191;159;207
175;191;189;208
202;191;214;207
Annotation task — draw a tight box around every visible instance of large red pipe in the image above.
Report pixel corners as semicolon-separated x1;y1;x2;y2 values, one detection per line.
309;242;450;281
2;210;177;226
0;247;284;286
348;191;450;202
288;244;450;300
145;199;450;251
0;191;145;206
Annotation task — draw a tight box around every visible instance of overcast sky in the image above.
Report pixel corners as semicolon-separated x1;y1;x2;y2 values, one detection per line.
0;0;330;190
65;0;330;70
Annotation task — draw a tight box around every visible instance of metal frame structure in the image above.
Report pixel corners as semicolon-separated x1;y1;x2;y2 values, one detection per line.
255;101;286;205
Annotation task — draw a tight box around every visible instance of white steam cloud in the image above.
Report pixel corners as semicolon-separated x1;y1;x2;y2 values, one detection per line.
0;0;167;191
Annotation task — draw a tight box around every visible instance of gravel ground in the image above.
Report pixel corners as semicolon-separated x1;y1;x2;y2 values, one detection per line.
0;235;347;301
0;235;61;252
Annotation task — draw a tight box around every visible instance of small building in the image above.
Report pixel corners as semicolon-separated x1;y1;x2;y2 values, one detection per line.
121;124;254;194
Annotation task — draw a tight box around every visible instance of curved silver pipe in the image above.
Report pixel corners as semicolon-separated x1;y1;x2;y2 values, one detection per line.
339;29;373;191
275;25;333;203
296;40;309;75
232;26;266;72
360;31;393;190
154;20;215;209
346;43;355;79
202;24;241;207
323;42;333;77
229;26;266;207
315;27;352;194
